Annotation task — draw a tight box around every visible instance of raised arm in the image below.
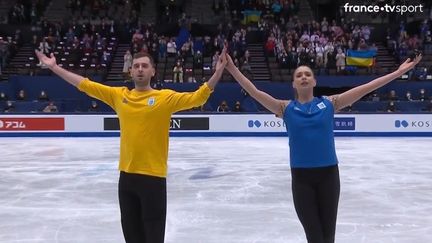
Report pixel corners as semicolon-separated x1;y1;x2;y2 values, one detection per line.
330;54;422;111
206;47;228;90
35;50;84;87
167;48;227;112
225;54;288;116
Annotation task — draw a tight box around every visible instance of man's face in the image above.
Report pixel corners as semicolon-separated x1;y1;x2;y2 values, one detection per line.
130;56;155;87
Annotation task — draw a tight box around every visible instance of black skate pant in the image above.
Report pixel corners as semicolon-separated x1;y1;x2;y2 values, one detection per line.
118;171;167;243
291;165;340;243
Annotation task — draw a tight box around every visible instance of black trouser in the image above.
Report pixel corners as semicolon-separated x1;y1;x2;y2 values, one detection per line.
118;171;167;243
291;165;340;243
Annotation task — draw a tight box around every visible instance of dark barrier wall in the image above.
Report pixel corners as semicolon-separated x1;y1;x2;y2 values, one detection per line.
2;75;432;112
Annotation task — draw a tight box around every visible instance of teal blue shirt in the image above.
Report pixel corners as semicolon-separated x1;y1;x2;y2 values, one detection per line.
283;97;338;168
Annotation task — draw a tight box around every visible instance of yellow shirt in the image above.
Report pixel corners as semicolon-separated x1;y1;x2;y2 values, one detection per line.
78;78;212;177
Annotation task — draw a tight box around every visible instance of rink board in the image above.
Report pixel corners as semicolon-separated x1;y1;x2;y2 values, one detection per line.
0;114;432;136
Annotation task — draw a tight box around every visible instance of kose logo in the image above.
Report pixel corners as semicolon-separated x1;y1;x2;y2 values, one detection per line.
248;120;262;128
395;120;432;128
395;120;409;128
248;120;286;128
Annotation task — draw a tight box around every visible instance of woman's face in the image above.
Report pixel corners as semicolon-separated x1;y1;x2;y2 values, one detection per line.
292;66;316;91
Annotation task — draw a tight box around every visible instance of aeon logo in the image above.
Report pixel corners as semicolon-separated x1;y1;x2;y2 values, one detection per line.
395;120;409;128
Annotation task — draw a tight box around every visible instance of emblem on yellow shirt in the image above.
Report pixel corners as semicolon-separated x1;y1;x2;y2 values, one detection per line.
148;97;155;106
122;98;128;104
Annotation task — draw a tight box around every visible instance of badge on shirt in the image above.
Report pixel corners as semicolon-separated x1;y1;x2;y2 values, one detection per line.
317;102;326;109
148;97;155;106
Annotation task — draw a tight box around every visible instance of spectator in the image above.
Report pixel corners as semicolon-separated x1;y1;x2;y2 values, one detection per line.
212;51;220;70
123;50;132;78
370;91;380;102
315;43;325;69
166;38;177;57
17;89;26;101
387;90;399;101
0;92;8;100
43;101;58;113
38;90;49;101
326;47;336;70
132;29;143;45
88;100;99;112
217;100;230;112
419;88;427;101
386;101;397;112
194;50;203;69
4;100;14;112
241;60;252;73
159;37;167;59
405;91;413;101
232;101;242;112
265;35;276;56
173;61;183;83
38;38;51;55
0;37;9;71
100;50;111;66
335;48;345;73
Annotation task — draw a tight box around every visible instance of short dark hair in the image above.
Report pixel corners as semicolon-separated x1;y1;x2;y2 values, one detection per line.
132;52;155;68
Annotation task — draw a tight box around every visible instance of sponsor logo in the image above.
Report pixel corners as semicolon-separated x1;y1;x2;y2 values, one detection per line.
248;120;285;128
334;117;355;130
248;120;262;128
395;120;409;128
248;118;355;130
0;118;64;131
395;119;432;128
104;117;210;130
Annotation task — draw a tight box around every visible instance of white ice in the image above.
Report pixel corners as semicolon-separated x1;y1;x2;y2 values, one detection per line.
0;137;431;243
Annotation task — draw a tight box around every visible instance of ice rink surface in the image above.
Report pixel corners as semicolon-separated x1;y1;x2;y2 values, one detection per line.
0;137;431;243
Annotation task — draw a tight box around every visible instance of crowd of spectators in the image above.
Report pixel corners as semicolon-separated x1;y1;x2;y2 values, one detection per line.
8;0;48;25
386;18;432;80
261;14;376;75
1;0;432;113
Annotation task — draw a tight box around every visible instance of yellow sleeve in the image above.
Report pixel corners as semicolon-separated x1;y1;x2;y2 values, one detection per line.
166;82;213;113
77;78;119;109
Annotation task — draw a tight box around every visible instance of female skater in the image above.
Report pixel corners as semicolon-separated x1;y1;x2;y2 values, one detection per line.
224;53;422;243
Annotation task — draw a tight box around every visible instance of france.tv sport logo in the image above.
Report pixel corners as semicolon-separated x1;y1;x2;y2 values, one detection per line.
343;3;424;15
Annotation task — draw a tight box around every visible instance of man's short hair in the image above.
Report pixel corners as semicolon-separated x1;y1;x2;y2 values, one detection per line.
132;52;155;68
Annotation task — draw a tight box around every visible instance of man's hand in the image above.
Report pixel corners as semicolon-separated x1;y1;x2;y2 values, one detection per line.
35;50;57;69
215;46;228;72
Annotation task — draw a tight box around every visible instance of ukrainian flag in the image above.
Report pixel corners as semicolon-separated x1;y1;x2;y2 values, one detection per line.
241;10;262;24
346;50;376;67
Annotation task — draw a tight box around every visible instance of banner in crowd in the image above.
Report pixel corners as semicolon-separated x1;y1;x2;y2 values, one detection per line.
241;10;262;24
346;49;376;67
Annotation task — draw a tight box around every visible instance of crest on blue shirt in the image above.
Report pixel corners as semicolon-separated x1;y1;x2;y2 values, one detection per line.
148;97;155;106
317;102;326;109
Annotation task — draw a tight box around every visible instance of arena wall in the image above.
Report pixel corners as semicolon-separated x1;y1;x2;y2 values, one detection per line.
1;114;432;136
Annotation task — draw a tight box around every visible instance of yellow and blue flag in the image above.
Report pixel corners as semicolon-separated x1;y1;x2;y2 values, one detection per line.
241;10;262;24
346;50;376;67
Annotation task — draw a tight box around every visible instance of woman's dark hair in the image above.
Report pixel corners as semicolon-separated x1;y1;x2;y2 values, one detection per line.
292;65;314;99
